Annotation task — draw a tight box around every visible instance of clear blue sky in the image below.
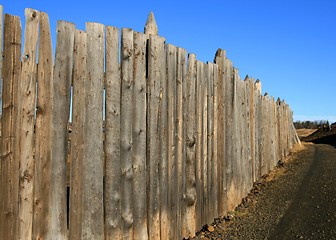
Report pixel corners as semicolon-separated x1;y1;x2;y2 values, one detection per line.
2;0;335;123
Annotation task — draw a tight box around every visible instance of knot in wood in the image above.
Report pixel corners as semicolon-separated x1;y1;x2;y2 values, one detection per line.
186;136;196;147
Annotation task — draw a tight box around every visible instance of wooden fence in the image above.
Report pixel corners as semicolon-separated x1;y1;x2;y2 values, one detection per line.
0;6;300;240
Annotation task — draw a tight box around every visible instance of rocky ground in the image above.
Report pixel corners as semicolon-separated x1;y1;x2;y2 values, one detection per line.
187;133;336;239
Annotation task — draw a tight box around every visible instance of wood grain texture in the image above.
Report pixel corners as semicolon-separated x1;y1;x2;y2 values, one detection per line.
33;11;53;240
104;26;121;240
84;22;105;240
49;20;75;240
0;14;22;240
181;52;197;238
166;44;177;240
18;8;39;240
120;28;134;240
69;29;87;240
147;34;165;240
132;31;148;240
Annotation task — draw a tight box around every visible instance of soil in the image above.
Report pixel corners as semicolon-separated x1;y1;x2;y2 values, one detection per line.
187;132;336;239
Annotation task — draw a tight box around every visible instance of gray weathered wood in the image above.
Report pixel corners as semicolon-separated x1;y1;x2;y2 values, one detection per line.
176;47;186;239
147;34;165;240
214;49;225;216
0;14;21;240
0;5;3;110
49;20;74;240
207;62;214;222
120;28;134;240
17;9;39;240
212;63;219;218
255;80;262;179
69;29;87;240
195;60;204;229
33;11;53;240
182;53;197;238
166;44;177;240
132;31;148;240
104;26;121;240
159;40;168;240
144;12;158;37
202;62;208;226
84;22;105;240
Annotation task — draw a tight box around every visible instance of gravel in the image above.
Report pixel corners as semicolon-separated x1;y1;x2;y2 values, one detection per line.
187;142;336;240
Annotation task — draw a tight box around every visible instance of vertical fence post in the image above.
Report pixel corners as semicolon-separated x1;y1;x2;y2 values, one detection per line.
166;44;177;240
104;26;121;240
195;60;203;229
0;5;2;113
214;50;225;216
0;14;21;240
207;62;214;222
224;57;234;212
159;38;168;240
69;29;87;240
147;33;165;240
183;53;197;238
33;11;53;240
132;31;148;240
49;20;74;240
83;22;105;240
202;62;208;226
120;28;134;240
18;8;39;240
176;47;186;240
212;64;219;218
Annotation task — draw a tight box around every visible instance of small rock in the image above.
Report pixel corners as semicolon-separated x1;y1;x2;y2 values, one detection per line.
207;225;215;232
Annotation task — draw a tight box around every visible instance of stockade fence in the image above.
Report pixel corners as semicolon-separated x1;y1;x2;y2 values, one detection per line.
0;6;300;240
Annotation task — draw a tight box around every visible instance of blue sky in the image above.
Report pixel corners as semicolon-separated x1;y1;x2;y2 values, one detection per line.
1;0;335;123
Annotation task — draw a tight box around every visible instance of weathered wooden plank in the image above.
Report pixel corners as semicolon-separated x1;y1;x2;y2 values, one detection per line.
17;8;39;240
195;61;204;229
270;98;276;168
212;63;219;218
132;31;148;240
104;26;121;240
182;53;197;238
261;94;268;176
226;59;235;210
207;62;214;222
0;5;3;111
49;20;74;240
202;62;208;225
214;49;225;216
33;11;53;240
159;42;168;240
248;78;256;183
69;29;87;240
255;80;262;179
247;78;255;185
120;28;134;240
147;34;165;240
0;14;21;240
176;47;186;239
84;22;105;240
166;44;177;240
235;75;243;202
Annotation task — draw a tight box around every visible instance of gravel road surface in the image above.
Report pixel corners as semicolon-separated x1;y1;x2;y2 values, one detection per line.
189;142;336;239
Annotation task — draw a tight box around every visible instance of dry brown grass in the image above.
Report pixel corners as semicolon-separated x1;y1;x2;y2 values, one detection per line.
296;128;318;138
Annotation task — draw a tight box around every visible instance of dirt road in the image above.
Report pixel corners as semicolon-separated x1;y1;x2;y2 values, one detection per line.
191;142;336;239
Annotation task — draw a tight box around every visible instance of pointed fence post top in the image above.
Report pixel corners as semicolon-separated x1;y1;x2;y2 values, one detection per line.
144;11;158;36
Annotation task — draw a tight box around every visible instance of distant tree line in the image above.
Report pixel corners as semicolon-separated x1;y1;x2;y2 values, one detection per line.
294;120;331;129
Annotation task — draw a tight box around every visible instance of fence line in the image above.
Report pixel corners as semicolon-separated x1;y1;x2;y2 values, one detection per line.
0;6;300;240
